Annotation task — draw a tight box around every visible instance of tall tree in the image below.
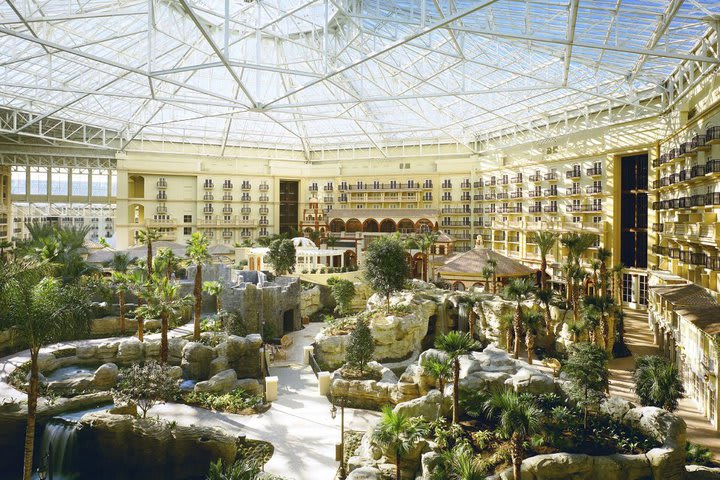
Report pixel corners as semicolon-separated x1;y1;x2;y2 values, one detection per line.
596;247;612;298
535;288;556;348
503;278;536;359
186;232;211;340
633;355;685;412
137;227;162;276
127;267;149;341
522;308;544;365
267;238;296;275
435;331;477;423
1;260;93;480
153;247;182;280
372;406;428;480
364;236;408;312
411;231;439;282
483;389;542;480
108;252;132;334
534;231;557;291
498;311;514;354
487;259;498;293
327;276;356;316
135;275;192;363
481;265;494;294
345;318;375;375
562;343;609;430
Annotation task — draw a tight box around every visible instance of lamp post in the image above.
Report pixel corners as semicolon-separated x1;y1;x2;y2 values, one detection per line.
330;395;346;479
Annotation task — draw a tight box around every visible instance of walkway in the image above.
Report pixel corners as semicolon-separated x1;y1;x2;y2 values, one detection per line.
608;310;720;460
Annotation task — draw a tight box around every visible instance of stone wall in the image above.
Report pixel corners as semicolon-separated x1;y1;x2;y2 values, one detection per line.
222;276;301;336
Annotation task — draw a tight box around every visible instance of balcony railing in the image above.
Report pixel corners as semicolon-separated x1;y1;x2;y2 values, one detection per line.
566;188;581;196
586;167;602;176
565;169;581;179
510;191;523;199
543;205;558;213
203;181;214;189
203;194;214;201
223;195;233;201
544;172;558;181
309;185;318;191
585;185;602;194
705;159;720;174
706;126;720;143
528;205;542;213
529;174;542;182
528;190;541;198
543;189;558;197
156;180;167;188
241;183;251;190
223;182;233;190
259;184;269;191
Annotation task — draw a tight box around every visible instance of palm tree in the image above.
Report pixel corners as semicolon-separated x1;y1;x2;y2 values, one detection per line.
487;259;497;293
420;354;453;398
596;247;612;298
127;268;149;341
498;311;514;354
483;389;542;480
584;294;615;350
372;406;428;480
108;251;131;273
563;262;586;324
136;275;192;363
522;308;544;365
503;278;536;359
581;301;602;345
412;231;440;281
633;355;685;412
534;231;556;290
153;247;182;280
0;239;12;258
186;232;211;340
611;263;625;309
590;260;601;294
481;265;494;294
566;319;586;343
136;227;162;276
435;331;477;423
536;288;555;347
1;260;93;480
203;280;224;314
108;252;132;334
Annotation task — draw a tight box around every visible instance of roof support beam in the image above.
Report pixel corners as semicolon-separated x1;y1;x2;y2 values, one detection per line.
176;0;257;107
562;0;579;86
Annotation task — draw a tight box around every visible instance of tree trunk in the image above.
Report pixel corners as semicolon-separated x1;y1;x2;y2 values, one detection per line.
395;455;401;480
544;301;555;347
193;264;202;340
137;313;144;342
485;278;490;292
452;357;459;424
511;433;523;480
119;291;126;334
506;329;513;354
599;264;607;298
513;305;522;359
23;348;40;480
423;253;428;282
216;294;222;314
147;240;153;276
492;274;497;294
160;312;169;364
540;257;547;290
468;308;476;339
526;331;535;365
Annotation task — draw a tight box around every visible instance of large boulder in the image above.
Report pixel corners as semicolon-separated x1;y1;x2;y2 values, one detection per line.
181;342;215;380
194;369;237;394
92;363;119;389
686;465;720;480
393;389;450;421
115;338;144;364
346;467;383;480
330;362;399;410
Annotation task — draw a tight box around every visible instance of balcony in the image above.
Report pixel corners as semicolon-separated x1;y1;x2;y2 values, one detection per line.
259;195;269;202
543;189;558;197
652;223;664;232
156;192;167;200
156;180;167;188
586;166;602;176
156;205;167;214
241;207;251;215
529;173;542;182
707;257;720;271
510;191;523;199
498;206;521;214
423;182;433;189
565;169;581;179
324;197;333;203
203;181;214;189
241;183;251;190
241;195;251;202
222;231;233;239
259;184;269;191
543;205;558;213
528;205;542;213
484;193;496;200
203;194;214;201
499;177;509;185
566;187;581;196
223;182;233;190
473;181;483;188
473;194;483;201
544;172;558;181
585;185;602;194
690;164;706;178
460;193;471;201
441;207;471;214
441;182;452;189
706;126;720;144
528;190;541;198
323;185;333;191
203;207;214;214
222;194;233;201
222;207;233;214
496;192;508;200
510;174;523;184
485;179;496;187
259;219;269;226
461;180;471;189
259;207;269;215
309;185;318;192
484;206;496;213
423;195;433;201
705;159;720;174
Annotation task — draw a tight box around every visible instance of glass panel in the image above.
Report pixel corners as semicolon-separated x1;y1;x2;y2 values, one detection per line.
11;166;26;194
51;168;69;195
72;168;89;196
92;169;108;197
30;167;47;195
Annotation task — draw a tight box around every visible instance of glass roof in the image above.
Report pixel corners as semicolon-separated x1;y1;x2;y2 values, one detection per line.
0;0;718;152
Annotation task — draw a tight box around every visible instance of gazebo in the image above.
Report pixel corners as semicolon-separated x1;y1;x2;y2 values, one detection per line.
437;236;537;291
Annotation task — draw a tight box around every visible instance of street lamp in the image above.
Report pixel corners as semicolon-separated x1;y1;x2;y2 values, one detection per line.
330;395;346;479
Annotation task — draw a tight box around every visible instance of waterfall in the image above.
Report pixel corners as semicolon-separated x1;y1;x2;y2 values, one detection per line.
257;270;267;288
38;419;79;480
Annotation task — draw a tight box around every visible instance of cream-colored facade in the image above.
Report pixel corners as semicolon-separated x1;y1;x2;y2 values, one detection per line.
0;165;10;244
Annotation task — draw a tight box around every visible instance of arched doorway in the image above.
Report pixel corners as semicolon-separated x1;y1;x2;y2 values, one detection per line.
404;252;414;276
453;281;465;291
398;219;414;234
330;219;345;233
412;252;424;279
346;218;362;233
344;250;357;267
380;219;396;233
415;218;433;232
363;218;379;232
128;175;145;198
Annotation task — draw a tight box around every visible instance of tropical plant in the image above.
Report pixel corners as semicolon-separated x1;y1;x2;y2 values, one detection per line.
536;288;555;347
154;247;182;280
633;355;685;412
498;311;514;353
327;276;356;316
18;223;95;284
205;458;261;480
566;318;586;343
421;354;453;398
522;308;544;365
186;232;211;340
135;275;192;363
686;442;715;467
113;361;180;418
1;260;94;480
483;389;542;480
372;406;428;480
110;271;132;334
503;278;536;359
435;331;477;423
267;238;296;275
583;294;615;349
136;227;162;275
364;236;409;312
435;441;486;480
534;231;557;290
562;343;609;430
126;267;149;341
345;318;375;375
203;280;224;314
596;247;612;298
0;238;12;258
481;265;494;294
411;231;440;282
108;251;131;273
487;259;497;293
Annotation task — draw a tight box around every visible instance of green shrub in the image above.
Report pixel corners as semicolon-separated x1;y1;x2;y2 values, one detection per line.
686;442;715;466
113;361;180;418
183;387;264;414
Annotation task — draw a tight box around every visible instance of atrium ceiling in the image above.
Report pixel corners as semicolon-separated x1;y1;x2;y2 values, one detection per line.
0;0;719;154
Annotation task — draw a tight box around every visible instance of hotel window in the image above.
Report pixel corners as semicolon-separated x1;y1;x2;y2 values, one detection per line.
111;171;117;196
184;215;192;223
593;216;602;223
91;169;108;197
51;168;69;195
535;216;541;222
72;168;89;195
184;227;192;235
30;167;48;195
572;216;581;223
